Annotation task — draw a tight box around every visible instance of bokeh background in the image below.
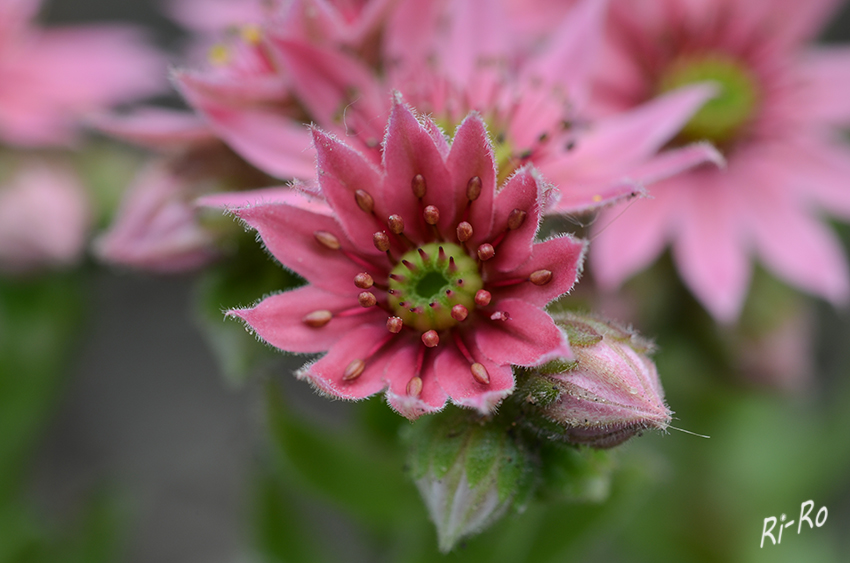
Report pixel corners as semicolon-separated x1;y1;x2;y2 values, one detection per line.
6;1;850;562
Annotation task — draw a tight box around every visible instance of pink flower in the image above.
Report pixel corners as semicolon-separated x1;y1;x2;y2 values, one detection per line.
0;0;164;147
175;0;719;214
0;161;90;273
226;97;586;419
588;0;850;322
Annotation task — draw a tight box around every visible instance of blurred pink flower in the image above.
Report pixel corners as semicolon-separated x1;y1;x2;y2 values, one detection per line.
0;161;90;273
589;0;850;322
226;98;586;419
175;0;720;214
0;0;165;147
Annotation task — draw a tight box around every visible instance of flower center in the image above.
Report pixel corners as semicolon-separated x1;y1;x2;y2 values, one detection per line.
657;53;759;146
387;242;483;331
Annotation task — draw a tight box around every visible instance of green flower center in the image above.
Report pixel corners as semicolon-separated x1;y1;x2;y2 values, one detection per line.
657;53;759;146
388;242;483;331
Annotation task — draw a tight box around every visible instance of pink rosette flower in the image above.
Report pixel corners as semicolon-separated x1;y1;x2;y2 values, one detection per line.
0;0;164;147
226;98;586;419
589;0;850;322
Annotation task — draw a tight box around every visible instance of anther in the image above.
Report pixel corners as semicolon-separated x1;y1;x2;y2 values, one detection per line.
529;269;553;285
477;243;495;261
456;221;473;242
407;376;423;397
471;362;490;385
343;359;366;381
373;232;390;252
388;214;405;234
412;174;426;198
302;310;332;328
475;290;492;306
354;272;374;289
507;208;527;230
417;247;430;262
451;304;469;322
421;330;440;348
490;311;510;321
358;292;377;307
387;316;403;333
354;189;374;213
314;230;341;250
423;205;440;225
402;259;418;272
467;176;482;201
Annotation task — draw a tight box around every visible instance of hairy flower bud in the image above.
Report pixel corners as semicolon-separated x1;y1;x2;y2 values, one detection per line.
520;313;671;448
407;409;532;552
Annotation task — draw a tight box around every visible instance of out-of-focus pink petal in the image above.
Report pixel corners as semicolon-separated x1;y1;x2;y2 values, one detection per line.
434;336;514;414
625;142;725;185
383;0;443;70
167;0;268;32
0;162;90;273
233;202;373;293
381;98;454;238
671;178;751;323
492;235;586;307
591;183;681;291
384;344;449;419
95;163;216;272
798;47;850;126
487;167;541;272
228;285;385;354
436;0;508;88
175;71;316;179
745;182;849;305
313;128;386;254
90;108;215;149
475;298;572;366
778;135;850;220
197;186;332;215
297;324;400;400
445;113;496;234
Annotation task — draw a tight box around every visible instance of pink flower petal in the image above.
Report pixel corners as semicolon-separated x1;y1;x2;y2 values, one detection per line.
312;128;387;254
487;166;541;272
671;177;751;323
491;235;586;307
91;107;215;149
298;324;400;400
233;202;375;294
446;113;497;236
626;142;725;185
384;344;449;420
798;46;850;126
434;337;515;414
381;98;455;239
475;298;572;366
175;70;316;180
228;285;385;354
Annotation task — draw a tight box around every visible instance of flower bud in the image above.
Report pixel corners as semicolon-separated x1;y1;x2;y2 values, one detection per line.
520;313;671;449
406;409;532;552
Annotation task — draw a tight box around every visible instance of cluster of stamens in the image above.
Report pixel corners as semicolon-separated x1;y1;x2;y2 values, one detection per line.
300;173;554;397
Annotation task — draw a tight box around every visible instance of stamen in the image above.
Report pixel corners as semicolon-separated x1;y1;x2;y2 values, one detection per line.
445;289;455;298
467;176;482;201
488;277;525;288
448;256;457;273
490;311;510;321
302;310;332;328
354;189;374;213
373;232;391;252
529;269;553;285
412;174;426;198
453;332;476;363
456;221;473;242
343;359;366;381
421;330;440;348
471;362;491;385
387;316;404;333
336;305;379;318
354;272;374;289
358;292;377;307
475;290;492;306
402;259;418;272
423;205;440;225
437;246;447;264
389;273;406;282
314;230;341;250
407;376;423;397
417;247;430;262
451;304;469;321
507;208;527;230
477;243;495;261
388;214;405;234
